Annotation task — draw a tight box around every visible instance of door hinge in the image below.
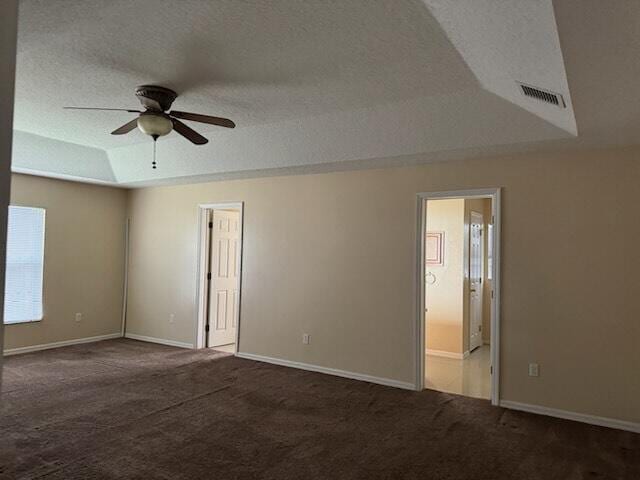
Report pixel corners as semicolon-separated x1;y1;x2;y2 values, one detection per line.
207;272;212;280
208;221;213;229
490;365;493;374
491;290;494;299
205;324;210;332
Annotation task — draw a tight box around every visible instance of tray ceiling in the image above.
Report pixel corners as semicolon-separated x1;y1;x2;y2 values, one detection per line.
10;0;637;186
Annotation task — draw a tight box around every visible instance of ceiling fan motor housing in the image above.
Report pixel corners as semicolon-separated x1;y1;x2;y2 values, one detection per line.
135;85;177;112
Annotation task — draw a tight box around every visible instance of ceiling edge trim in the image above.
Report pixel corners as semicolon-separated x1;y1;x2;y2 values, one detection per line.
11;166;125;188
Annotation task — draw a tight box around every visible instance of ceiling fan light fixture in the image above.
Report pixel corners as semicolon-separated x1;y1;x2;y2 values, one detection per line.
137;112;173;137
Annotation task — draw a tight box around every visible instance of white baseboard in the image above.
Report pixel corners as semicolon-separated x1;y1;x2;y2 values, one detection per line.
236;352;416;391
500;400;640;434
124;333;193;349
3;333;122;356
426;349;469;359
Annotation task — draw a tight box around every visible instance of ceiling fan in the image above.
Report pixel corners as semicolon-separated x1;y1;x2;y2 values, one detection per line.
65;85;236;168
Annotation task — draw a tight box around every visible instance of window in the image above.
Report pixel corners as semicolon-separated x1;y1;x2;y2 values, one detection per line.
3;206;45;324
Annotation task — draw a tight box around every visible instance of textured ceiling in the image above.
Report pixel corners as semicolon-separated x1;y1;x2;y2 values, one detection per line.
11;0;635;187
15;0;476;149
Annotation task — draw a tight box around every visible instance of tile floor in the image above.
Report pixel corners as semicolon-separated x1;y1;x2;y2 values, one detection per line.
425;345;491;399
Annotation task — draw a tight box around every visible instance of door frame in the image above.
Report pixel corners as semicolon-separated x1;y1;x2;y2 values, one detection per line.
415;188;501;405
194;202;244;350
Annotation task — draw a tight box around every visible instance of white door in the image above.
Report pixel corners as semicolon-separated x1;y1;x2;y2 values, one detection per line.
469;211;484;351
207;210;241;347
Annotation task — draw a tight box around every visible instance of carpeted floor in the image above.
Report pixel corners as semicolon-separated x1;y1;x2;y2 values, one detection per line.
1;339;638;479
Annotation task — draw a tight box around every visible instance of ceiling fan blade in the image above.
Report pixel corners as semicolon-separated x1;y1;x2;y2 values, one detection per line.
64;107;141;113
169;110;235;128
111;118;139;135
172;119;208;145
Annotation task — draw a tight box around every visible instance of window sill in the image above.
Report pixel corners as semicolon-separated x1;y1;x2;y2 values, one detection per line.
4;318;43;325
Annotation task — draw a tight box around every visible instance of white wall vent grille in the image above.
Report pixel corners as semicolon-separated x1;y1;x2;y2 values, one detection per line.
518;83;566;108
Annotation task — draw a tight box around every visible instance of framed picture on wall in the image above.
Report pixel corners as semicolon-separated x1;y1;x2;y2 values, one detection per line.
426;231;444;266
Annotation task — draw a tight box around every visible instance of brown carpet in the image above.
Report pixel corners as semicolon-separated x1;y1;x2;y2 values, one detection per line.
0;339;638;479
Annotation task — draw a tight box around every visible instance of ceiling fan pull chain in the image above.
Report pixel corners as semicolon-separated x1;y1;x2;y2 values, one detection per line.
152;135;158;169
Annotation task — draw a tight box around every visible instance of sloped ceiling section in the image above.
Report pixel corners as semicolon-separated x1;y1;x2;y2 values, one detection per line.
12;0;577;186
12;132;115;184
422;0;577;135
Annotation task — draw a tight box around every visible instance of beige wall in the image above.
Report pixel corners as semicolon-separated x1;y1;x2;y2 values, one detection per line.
0;0;19;371
463;198;491;351
425;199;464;354
3;174;127;350
126;146;640;424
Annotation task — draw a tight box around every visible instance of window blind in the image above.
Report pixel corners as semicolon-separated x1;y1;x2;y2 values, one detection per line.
3;206;45;324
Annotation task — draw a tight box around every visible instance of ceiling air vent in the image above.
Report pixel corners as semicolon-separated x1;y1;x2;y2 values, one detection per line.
518;82;566;108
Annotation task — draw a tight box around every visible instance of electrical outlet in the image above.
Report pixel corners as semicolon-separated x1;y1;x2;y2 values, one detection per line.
528;363;539;377
169;313;175;324
302;333;310;345
75;313;82;323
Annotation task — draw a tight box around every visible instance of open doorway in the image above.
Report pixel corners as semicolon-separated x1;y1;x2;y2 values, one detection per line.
195;202;244;353
416;189;500;404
